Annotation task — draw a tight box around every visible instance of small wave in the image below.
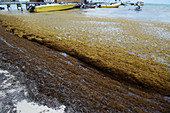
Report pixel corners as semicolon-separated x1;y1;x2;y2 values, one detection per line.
145;3;170;7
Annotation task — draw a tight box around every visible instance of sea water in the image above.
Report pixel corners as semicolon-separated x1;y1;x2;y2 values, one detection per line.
1;1;170;23
82;3;170;23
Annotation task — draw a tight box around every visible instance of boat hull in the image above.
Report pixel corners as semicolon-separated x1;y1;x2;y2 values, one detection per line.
85;5;96;8
32;4;76;13
99;3;121;8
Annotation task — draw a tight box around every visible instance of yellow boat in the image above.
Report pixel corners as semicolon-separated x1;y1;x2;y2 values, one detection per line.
99;3;121;8
29;4;76;13
137;0;144;6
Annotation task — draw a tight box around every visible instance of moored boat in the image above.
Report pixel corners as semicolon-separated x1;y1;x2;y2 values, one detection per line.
99;3;121;8
29;3;76;13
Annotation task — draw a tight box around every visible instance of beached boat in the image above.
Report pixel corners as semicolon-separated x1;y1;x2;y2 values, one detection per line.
136;0;144;6
99;3;121;8
80;3;96;9
134;1;144;11
0;7;5;10
29;3;76;13
84;3;96;8
84;5;96;8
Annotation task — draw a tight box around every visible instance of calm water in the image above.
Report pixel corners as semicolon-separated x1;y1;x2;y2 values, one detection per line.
1;3;170;23
82;3;170;23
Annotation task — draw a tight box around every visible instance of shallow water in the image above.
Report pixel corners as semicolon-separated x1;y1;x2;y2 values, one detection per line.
1;3;170;23
82;4;170;23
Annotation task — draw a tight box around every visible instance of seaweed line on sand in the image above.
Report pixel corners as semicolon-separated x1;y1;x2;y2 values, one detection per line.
0;14;169;95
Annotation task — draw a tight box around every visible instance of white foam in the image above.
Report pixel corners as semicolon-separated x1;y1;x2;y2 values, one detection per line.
0;69;14;89
60;52;68;57
0;91;6;98
0;69;9;74
16;100;66;113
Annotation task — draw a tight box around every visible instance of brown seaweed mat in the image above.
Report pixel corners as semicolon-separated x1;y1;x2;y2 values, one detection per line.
0;18;170;112
0;13;169;95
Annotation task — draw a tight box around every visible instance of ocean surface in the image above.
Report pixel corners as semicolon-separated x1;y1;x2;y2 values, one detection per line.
1;3;170;23
82;3;170;23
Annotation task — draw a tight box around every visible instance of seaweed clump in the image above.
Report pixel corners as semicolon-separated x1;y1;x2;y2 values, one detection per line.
0;13;169;95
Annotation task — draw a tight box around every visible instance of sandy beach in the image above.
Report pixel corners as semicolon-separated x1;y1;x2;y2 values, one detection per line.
0;8;170;112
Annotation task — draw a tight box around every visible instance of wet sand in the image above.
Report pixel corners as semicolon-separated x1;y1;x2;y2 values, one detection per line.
0;18;169;112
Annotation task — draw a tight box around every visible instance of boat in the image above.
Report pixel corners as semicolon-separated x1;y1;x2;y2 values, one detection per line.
136;0;144;6
0;6;5;10
84;3;96;8
74;3;82;8
134;1;144;11
98;3;121;8
29;3;76;13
